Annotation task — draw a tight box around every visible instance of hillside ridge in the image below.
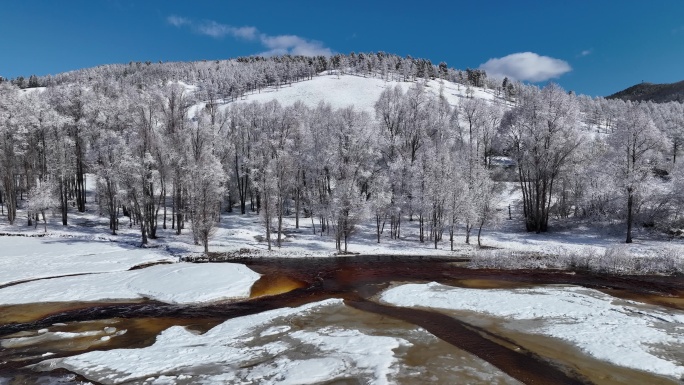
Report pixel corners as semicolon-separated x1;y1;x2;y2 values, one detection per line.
607;80;684;103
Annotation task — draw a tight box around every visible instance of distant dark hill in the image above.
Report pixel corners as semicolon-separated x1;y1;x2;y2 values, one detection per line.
607;80;684;103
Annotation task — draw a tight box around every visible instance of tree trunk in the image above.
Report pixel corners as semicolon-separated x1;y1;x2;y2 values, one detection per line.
419;214;424;243
344;230;348;253
162;185;167;229
264;198;272;251
277;199;283;248
434;227;438;249
60;179;68;226
376;214;382;243
465;221;472;244
477;220;484;247
626;189;634;243
175;183;183;235
449;226;454;251
295;188;300;229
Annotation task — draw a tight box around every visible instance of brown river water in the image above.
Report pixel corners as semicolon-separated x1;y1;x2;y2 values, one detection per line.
1;255;683;384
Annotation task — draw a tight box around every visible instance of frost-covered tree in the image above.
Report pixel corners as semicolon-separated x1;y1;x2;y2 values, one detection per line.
92;129;127;235
300;102;335;236
328;107;377;252
226;104;254;215
0;83;23;224
48;85;92;213
118;89;165;245
250;101;297;250
472;164;500;247
445;157;467;251
87;87;132;235
27;178;57;232
187;113;226;253
418;91;455;248
653;102;684;165
607;103;667;243
161;83;194;234
375;84;432;239
499;83;582;233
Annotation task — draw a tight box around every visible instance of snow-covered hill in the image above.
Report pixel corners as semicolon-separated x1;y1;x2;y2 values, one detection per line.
230;73;499;114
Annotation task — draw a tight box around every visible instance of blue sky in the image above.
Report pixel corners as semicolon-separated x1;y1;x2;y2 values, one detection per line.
2;0;683;96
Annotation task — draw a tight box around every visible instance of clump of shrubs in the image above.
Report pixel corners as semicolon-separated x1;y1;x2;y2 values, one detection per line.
468;245;683;276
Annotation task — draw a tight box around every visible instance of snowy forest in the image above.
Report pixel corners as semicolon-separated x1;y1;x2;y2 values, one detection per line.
1;52;684;253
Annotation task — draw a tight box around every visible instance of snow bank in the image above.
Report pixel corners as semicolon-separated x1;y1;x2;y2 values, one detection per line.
127;263;260;304
0;263;260;305
47;299;409;384
381;283;684;379
0;237;174;287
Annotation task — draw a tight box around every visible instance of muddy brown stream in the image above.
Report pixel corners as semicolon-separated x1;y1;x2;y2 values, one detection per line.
1;255;683;384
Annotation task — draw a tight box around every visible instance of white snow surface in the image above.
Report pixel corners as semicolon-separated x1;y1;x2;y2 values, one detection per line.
0;237;174;287
232;73;496;115
381;283;684;379
49;299;409;385
0;262;260;305
2;328;125;349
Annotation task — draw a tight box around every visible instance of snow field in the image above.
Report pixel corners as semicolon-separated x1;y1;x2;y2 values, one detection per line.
0;237;174;287
381;283;684;379
200;210;469;258
233;73;497;114
0;262;260;305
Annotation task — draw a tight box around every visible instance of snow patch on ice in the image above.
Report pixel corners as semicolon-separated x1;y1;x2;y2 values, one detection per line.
127;263;260;304
48;299;409;384
381;283;684;379
2;330;104;348
0;263;260;305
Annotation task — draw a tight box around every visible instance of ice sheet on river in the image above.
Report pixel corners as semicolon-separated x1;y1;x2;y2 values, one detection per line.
382;283;684;379
37;299;524;385
43;300;408;385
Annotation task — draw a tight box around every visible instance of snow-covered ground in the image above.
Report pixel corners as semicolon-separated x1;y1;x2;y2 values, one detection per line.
0;237;174;287
481;181;684;261
201;210;468;258
2;180;681;266
179;180;684;263
0;262;260;305
381;282;684;380
233;73;497;114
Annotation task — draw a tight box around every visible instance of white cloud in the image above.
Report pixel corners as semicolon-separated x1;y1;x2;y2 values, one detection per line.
259;34;333;57
196;21;258;40
580;49;592;57
479;52;572;82
167;16;333;57
167;15;190;27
